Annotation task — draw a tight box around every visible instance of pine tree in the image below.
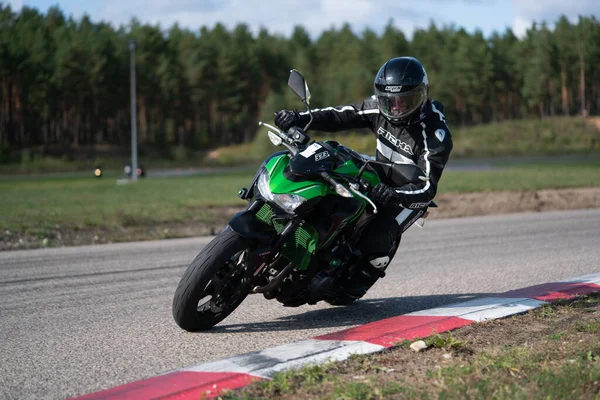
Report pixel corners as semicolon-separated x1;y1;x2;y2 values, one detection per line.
0;7;599;154
554;16;576;115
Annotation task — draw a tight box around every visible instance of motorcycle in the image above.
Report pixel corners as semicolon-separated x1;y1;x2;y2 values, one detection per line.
172;69;433;331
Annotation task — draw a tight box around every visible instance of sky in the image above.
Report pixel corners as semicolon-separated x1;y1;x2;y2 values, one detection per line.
4;0;600;39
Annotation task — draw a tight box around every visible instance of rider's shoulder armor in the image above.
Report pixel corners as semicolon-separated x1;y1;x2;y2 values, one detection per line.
362;96;378;112
431;99;445;114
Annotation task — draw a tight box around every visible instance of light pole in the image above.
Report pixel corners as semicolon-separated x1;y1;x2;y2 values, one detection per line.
129;39;138;181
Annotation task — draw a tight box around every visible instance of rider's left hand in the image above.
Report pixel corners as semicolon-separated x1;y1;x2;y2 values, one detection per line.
274;110;300;132
370;183;401;207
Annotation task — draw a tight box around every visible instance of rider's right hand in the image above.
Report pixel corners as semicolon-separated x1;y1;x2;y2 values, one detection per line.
274;110;300;132
370;182;401;208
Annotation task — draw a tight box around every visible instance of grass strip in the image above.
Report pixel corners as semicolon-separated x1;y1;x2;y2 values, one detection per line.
2;162;599;233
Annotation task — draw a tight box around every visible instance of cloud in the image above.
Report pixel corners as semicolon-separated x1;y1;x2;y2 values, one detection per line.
512;0;600;35
94;0;444;38
512;16;531;38
144;0;228;14
6;0;23;10
515;0;600;21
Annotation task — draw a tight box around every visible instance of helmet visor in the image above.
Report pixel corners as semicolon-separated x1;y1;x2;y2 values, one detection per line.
376;85;427;120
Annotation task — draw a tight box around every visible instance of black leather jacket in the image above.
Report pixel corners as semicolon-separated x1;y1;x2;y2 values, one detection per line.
297;97;453;208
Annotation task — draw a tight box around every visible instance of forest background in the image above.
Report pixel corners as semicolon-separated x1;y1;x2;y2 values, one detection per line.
1;5;599;166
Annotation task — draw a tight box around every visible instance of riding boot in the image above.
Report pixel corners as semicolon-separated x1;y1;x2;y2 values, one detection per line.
344;257;388;298
307;259;344;303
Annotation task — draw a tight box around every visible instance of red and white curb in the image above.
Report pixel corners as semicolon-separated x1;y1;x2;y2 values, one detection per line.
74;273;600;399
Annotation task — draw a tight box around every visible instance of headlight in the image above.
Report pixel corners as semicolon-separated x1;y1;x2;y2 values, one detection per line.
257;169;306;213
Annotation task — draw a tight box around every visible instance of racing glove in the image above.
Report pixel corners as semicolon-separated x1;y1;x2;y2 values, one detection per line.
370;182;401;208
274;110;300;132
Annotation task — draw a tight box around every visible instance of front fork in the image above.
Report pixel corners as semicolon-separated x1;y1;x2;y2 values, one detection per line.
228;200;304;293
229;200;302;247
228;200;273;243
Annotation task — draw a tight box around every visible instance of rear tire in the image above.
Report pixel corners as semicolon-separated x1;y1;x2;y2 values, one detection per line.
172;228;252;331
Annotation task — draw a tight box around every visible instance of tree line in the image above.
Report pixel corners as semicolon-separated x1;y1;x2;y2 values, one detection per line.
1;4;599;154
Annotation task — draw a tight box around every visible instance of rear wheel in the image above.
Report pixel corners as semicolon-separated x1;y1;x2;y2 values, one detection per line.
172;228;252;331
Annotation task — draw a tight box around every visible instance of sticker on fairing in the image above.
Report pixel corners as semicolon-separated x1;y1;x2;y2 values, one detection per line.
315;151;330;161
300;143;323;158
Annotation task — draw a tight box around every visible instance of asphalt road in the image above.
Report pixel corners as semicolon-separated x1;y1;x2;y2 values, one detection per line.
1;209;599;399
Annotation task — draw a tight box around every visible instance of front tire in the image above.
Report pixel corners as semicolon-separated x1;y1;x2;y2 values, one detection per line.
172;228;252;331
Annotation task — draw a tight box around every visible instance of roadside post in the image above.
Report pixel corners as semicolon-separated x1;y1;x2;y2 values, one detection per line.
129;39;138;182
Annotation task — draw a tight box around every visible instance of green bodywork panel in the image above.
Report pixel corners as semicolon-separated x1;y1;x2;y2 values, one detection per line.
264;153;380;200
265;155;328;199
259;150;381;271
332;159;379;187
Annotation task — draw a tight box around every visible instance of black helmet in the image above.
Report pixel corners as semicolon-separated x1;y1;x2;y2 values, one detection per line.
374;57;429;124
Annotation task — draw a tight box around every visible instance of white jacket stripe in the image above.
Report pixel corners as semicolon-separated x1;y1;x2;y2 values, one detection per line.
431;103;446;122
299;106;378;115
358;109;379;115
376;140;416;165
299;106;353;115
396;122;431;195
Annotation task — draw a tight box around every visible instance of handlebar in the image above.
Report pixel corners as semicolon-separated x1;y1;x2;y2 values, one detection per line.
349;183;378;214
258;122;298;155
320;171;378;214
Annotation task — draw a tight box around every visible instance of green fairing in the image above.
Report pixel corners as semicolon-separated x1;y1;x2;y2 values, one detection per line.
264;155;329;199
333;160;380;187
261;152;382;269
264;155;380;199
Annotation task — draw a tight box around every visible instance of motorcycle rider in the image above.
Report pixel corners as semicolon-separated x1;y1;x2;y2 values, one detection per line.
274;56;453;301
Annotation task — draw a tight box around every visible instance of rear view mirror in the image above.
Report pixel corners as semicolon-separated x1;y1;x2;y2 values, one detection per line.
288;69;311;105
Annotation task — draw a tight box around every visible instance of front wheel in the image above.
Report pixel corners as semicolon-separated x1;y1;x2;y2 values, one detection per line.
172;228;252;331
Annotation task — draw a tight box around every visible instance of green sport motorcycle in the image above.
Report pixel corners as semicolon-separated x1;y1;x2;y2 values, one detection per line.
172;70;432;331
